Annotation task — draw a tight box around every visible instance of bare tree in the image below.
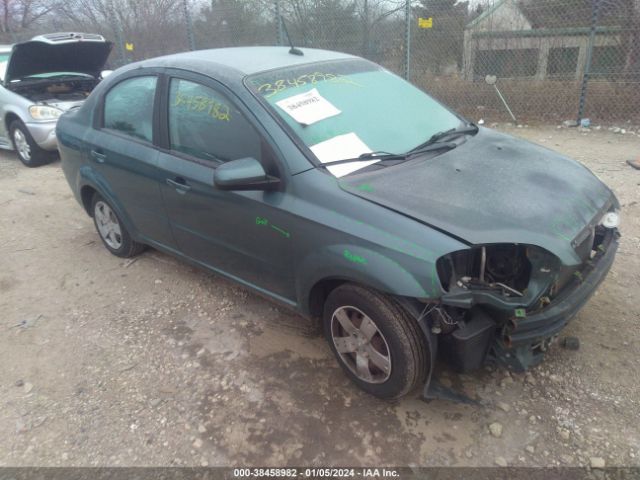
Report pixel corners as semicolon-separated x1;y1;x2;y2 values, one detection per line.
194;0;272;48
277;0;360;52
0;0;60;41
355;0;405;58
54;0;186;61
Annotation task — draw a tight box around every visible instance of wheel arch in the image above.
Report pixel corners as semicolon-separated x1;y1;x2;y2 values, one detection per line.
80;184;98;216
5;111;21;133
299;244;441;317
76;167;139;240
308;277;348;319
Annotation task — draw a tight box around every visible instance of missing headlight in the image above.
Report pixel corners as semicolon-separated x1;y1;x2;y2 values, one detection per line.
437;244;533;296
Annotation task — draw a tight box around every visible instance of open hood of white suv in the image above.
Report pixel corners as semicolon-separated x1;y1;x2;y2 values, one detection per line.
5;32;112;83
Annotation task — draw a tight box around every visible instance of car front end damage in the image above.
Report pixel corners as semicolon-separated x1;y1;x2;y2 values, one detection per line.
334;126;622;394
430;205;620;373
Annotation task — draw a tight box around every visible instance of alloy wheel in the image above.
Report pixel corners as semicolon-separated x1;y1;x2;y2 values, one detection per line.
330;305;392;383
13;129;31;162
94;201;123;250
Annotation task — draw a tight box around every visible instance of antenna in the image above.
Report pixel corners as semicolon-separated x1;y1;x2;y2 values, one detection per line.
280;16;303;56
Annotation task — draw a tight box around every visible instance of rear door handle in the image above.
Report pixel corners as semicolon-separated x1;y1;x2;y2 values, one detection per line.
90;150;107;163
166;177;191;193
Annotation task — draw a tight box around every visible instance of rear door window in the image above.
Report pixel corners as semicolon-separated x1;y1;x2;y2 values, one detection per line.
103;76;157;142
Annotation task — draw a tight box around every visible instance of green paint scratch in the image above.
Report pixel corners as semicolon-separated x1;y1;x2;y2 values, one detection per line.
343;249;367;264
270;224;290;238
256;216;289;238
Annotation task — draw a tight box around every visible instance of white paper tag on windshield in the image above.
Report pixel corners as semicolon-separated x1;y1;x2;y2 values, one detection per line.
275;88;341;125
310;133;379;177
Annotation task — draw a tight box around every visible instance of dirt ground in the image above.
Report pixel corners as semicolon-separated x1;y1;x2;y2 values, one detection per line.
0;125;639;468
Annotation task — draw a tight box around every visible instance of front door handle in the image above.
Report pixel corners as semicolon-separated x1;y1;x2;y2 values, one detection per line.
166;177;191;193
90;150;107;163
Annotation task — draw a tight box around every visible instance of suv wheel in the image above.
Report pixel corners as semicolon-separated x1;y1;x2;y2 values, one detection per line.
9;120;52;167
91;193;145;258
323;283;428;399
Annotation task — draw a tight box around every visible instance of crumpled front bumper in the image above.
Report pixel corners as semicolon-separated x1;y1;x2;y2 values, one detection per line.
436;228;620;373
492;228;619;370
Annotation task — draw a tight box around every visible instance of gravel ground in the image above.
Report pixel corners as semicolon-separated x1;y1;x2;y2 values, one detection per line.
0;125;639;468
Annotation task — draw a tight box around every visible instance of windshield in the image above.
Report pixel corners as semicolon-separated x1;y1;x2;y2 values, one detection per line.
247;59;462;175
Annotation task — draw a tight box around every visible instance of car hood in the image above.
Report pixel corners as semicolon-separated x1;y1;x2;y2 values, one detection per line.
339;128;616;265
4;38;112;83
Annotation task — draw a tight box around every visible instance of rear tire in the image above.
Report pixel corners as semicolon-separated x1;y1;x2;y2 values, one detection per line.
323;283;428;399
9;120;53;167
91;193;145;258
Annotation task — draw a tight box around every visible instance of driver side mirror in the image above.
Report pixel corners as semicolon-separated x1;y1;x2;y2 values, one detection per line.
214;157;280;191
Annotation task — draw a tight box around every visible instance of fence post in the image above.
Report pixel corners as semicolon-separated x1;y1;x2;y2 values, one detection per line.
576;0;601;123
404;0;411;81
275;0;284;46
182;0;196;51
362;0;370;58
107;0;126;66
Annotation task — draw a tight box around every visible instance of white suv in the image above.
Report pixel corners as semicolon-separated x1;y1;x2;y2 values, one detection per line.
0;32;112;166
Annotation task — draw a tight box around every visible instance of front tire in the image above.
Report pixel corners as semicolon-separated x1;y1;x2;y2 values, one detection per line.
91;193;145;258
9;120;52;167
323;283;428;399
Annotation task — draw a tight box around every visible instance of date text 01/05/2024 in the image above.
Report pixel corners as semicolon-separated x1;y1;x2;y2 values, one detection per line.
233;467;400;478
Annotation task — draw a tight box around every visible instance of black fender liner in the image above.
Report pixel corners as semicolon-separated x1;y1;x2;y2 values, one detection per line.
394;296;480;405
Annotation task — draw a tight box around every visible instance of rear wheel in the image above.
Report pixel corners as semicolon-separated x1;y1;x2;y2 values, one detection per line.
323;283;428;399
91;193;145;258
9;120;52;167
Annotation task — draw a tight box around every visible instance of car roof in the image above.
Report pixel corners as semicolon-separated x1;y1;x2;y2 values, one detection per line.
137;46;359;80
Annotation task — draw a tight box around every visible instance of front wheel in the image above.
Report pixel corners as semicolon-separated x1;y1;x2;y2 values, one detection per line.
91;194;145;258
323;283;428;399
9;120;52;167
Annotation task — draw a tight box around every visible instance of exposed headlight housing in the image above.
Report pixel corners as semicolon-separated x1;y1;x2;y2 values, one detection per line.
29;105;63;121
600;211;620;229
436;244;534;296
436;244;562;303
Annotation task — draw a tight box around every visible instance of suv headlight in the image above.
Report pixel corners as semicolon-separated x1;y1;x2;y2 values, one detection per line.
29;105;63;121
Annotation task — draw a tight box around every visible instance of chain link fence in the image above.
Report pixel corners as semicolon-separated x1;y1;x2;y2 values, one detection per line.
218;0;640;124
5;0;638;124
411;0;640;124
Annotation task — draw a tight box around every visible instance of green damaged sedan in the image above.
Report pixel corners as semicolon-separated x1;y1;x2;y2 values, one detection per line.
57;47;620;400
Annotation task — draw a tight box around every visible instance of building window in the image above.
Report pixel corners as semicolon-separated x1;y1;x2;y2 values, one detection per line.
590;46;626;77
474;49;539;78
547;47;579;77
